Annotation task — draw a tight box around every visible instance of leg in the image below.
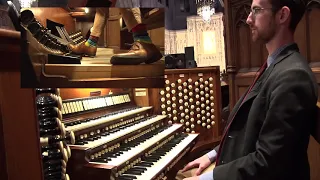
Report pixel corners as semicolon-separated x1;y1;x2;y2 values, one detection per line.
120;8;152;44
119;8;142;31
110;8;162;65
69;8;108;57
90;8;108;37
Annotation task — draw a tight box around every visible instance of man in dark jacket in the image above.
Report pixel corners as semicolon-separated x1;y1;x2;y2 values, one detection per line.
178;0;318;179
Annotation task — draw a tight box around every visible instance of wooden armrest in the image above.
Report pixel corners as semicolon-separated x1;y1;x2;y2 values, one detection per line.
0;28;20;71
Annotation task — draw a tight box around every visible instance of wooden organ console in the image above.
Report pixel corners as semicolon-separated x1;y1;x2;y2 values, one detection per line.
19;7;164;88
41;88;198;180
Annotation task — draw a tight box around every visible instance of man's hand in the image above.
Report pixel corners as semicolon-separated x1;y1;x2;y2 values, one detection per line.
182;154;211;176
183;176;200;180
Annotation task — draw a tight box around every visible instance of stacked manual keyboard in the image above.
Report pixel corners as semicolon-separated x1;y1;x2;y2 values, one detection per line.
60;92;199;180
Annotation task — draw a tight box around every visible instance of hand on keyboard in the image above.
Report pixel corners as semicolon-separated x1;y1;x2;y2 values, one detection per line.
182;154;212;176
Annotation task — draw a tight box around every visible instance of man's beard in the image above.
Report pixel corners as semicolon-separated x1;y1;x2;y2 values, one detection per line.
251;20;276;43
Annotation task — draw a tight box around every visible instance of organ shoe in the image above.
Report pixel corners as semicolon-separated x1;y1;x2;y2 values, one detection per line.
68;42;97;57
110;41;162;65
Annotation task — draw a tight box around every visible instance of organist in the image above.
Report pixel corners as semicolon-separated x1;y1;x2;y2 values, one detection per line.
177;0;319;179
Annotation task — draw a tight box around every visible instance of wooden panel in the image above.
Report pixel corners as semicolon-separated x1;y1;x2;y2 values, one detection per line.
132;88;162;115
0;27;43;180
308;8;320;63
294;14;308;59
0;72;43;180
0;28;20;180
22;8;76;33
0;99;7;180
133;88;150;107
237;25;250;70
106;8;121;49
35;63;164;79
308;136;320;180
106;17;121;49
0;29;20;71
59;88;129;100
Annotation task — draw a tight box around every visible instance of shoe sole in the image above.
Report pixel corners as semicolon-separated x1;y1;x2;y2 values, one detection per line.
110;56;147;65
144;52;163;64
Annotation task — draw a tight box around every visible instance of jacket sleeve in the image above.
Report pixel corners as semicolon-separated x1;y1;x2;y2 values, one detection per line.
214;144;220;153
212;69;317;180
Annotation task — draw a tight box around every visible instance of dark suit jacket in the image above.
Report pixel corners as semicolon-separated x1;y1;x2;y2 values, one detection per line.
212;44;318;180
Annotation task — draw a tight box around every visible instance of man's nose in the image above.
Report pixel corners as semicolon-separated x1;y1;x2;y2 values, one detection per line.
246;12;253;25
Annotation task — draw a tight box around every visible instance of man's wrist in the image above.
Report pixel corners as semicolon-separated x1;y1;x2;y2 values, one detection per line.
206;150;217;162
199;171;214;180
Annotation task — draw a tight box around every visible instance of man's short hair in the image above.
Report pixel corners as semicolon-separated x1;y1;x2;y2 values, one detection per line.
269;0;306;31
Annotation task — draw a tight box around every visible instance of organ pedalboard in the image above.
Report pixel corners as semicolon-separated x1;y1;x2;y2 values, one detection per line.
36;88;75;180
59;92;198;180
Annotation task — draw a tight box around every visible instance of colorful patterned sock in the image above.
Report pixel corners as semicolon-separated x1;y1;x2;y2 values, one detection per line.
131;24;152;44
85;35;99;47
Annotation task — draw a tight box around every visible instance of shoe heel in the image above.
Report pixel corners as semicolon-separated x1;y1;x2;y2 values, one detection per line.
145;53;162;64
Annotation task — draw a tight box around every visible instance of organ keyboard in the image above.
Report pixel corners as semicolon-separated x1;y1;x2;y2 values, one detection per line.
57;89;198;180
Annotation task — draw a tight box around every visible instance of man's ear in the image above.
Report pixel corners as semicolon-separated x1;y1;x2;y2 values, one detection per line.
279;6;291;24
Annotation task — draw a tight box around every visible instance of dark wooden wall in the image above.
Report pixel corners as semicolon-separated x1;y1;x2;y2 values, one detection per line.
224;0;320;180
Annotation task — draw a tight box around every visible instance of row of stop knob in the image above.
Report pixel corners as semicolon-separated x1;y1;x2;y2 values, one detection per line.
35;88;74;180
161;77;217;132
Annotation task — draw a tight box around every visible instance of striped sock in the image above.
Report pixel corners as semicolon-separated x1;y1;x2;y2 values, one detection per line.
131;24;152;44
85;35;99;47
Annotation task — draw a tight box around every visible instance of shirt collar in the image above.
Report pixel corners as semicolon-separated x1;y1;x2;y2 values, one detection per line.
267;43;295;67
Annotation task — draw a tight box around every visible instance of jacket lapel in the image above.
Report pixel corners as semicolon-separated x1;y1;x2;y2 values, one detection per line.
239;43;299;107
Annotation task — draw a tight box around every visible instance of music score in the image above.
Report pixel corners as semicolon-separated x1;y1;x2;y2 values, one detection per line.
61;94;131;115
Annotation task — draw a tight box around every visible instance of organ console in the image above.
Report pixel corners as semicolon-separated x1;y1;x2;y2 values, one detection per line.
29;88;200;180
19;7;165;87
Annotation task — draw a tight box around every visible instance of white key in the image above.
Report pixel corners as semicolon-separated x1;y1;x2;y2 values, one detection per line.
133;134;198;180
65;107;152;132
106;124;183;166
73;115;166;149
